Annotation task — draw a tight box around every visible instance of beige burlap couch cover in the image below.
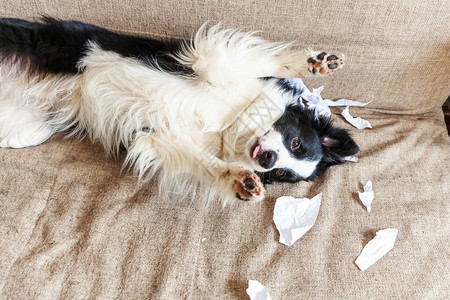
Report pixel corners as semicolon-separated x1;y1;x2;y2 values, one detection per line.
1;1;449;299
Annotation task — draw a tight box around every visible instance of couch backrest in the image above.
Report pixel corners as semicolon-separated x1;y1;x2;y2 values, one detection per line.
1;0;449;114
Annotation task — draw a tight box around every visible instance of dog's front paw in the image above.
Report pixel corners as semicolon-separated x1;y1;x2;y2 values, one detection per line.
221;167;265;202
307;51;344;76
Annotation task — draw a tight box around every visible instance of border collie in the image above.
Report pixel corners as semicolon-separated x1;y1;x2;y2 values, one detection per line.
0;17;359;202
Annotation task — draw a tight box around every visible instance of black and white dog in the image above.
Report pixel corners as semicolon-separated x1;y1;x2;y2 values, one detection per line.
0;17;359;202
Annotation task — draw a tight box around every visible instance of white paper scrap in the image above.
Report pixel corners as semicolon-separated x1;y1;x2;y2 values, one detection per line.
273;193;322;246
355;228;398;271
284;78;371;118
341;106;372;130
201;237;207;242
358;180;374;212
303;86;333;117
246;280;272;300
343;156;359;162
323;99;371;107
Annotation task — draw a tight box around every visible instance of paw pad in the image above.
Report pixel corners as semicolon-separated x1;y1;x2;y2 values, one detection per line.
307;51;344;75
233;170;265;201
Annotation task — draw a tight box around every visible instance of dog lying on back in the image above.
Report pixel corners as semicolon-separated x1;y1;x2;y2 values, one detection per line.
0;18;359;202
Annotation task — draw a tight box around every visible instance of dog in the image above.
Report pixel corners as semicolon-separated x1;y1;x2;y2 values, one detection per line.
0;17;359;202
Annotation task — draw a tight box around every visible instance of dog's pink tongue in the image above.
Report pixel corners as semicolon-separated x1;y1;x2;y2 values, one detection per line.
252;145;261;159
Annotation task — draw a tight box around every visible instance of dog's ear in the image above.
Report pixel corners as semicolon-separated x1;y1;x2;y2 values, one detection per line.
299;116;360;182
320;128;359;157
315;116;360;160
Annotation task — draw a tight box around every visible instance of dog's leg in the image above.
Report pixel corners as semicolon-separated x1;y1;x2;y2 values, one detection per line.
215;164;266;202
0;101;54;148
179;25;344;84
126;132;266;202
276;50;345;78
0;72;56;148
0;67;81;149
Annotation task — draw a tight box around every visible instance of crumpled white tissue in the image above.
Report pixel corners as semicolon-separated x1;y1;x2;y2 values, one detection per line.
246;280;272;300
285;78;370;118
343;156;359;162
301;86;333;117
358;180;374;212
273;193;322;246
355;228;398;271
341;106;372;130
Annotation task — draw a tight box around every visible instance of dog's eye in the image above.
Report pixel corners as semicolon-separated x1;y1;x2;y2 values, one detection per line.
291;137;300;150
275;169;286;177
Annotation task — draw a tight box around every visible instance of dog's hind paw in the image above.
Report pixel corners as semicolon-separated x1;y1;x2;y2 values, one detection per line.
307;51;344;76
222;167;265;202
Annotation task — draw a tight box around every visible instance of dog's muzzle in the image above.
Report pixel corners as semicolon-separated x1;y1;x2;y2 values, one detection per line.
258;150;277;169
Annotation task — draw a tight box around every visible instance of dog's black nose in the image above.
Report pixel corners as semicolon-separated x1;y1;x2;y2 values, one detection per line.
258;150;277;169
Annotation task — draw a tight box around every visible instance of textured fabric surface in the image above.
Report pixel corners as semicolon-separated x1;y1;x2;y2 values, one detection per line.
1;0;449;114
1;1;450;299
1;112;449;299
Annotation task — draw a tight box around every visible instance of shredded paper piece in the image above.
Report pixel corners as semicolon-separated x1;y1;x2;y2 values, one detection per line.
343;156;359;162
358;180;374;212
273;193;322;246
323;98;371;107
246;280;272;300
341;106;372;130
284;78;370;118
355;228;398;271
302;86;333;117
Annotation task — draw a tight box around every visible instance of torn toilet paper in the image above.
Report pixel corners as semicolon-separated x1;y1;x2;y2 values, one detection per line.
355;228;398;271
273;193;322;246
300;86;333;117
343;156;359;162
341;106;372;130
358;180;374;212
284;78;370;118
246;280;272;300
323;98;372;107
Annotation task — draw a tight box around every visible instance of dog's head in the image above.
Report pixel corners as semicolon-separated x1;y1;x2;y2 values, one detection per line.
246;83;359;184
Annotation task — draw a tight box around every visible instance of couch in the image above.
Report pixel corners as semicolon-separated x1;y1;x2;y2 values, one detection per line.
1;0;449;298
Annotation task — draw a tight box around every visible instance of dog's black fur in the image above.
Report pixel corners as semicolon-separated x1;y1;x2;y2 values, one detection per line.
0;17;192;75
